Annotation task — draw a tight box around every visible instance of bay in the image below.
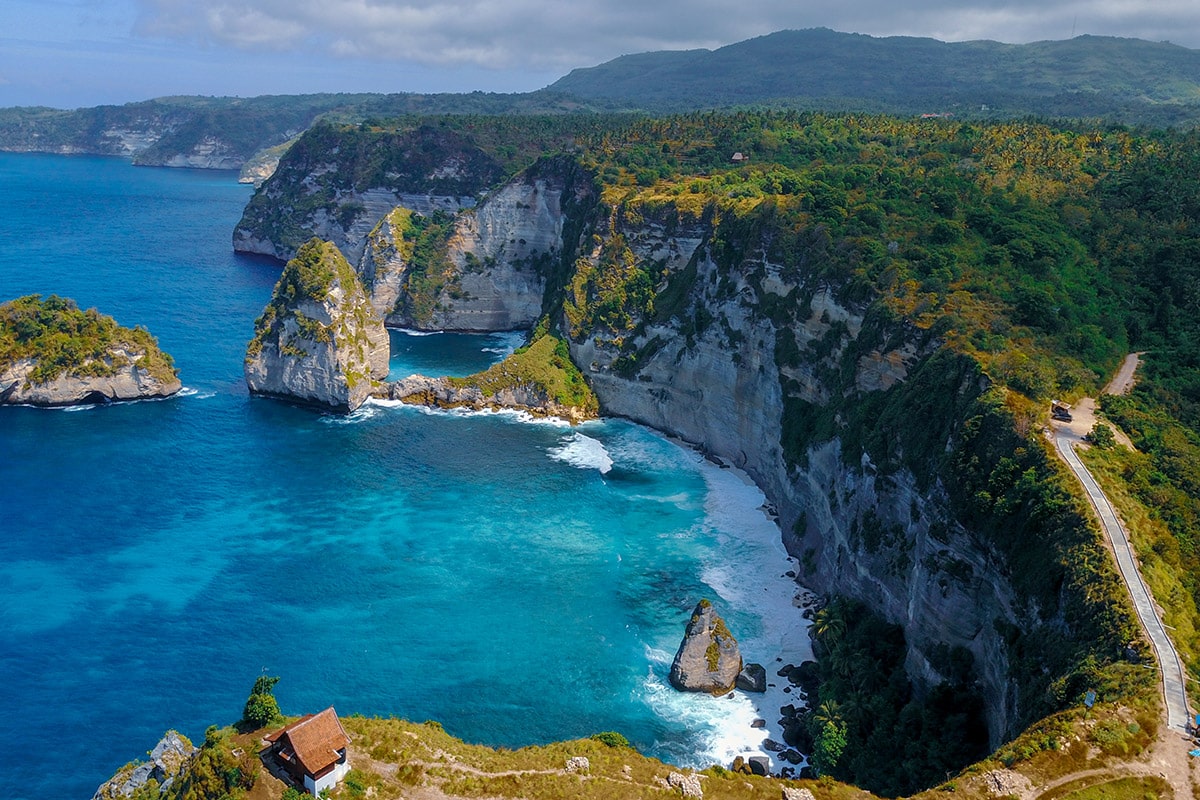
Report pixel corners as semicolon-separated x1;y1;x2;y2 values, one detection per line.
0;153;810;799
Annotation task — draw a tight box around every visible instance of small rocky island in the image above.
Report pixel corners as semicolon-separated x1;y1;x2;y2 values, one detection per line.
0;294;181;406
245;237;390;412
669;599;743;694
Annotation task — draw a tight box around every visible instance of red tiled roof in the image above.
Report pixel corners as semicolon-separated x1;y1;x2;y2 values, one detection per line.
268;708;349;777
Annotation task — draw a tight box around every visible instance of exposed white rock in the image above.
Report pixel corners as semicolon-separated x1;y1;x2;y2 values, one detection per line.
667;772;704;798
356;163;587;331
569;206;1019;744
92;730;195;800
782;787;816;800
380;373;594;423
245;239;389;412
0;350;180;406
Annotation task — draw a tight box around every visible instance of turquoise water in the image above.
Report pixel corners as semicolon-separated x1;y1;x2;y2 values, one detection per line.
0;154;810;799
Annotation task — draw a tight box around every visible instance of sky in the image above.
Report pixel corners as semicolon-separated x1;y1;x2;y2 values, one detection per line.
3;0;1200;109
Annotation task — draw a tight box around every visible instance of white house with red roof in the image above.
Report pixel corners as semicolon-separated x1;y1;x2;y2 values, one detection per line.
265;707;351;796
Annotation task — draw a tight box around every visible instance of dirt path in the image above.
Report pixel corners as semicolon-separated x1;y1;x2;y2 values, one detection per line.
1050;354;1142;449
1105;353;1144;396
1027;725;1198;800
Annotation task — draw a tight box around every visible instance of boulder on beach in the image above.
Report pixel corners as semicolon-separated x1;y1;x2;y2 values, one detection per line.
669;599;742;694
737;662;767;692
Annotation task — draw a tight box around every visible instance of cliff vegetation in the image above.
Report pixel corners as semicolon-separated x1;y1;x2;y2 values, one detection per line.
0;294;177;385
446;321;599;415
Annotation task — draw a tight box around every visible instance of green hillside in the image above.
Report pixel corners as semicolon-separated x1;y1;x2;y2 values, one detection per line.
550;28;1200;125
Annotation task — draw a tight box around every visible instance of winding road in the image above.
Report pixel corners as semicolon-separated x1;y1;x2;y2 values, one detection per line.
1051;354;1192;734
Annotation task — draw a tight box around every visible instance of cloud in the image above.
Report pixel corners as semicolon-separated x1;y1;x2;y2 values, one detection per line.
130;0;1200;75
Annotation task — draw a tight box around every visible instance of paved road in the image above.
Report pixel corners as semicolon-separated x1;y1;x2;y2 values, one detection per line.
1054;435;1192;733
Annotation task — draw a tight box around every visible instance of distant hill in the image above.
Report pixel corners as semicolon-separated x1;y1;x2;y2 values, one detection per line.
549;28;1200;125
5;28;1200;171
0;91;587;171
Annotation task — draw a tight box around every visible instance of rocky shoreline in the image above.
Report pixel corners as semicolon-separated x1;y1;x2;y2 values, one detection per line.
376;372;596;422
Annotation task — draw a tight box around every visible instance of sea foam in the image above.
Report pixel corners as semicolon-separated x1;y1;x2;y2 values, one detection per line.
640;448;815;773
548;431;614;473
481;331;525;355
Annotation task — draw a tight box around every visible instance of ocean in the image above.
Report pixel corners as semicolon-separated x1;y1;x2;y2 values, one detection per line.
0;153;811;799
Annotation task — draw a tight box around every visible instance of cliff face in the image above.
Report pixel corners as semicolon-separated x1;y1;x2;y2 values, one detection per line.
245;239;390;412
233;123;504;263
0;350;181;406
357;157;596;330
563;200;1030;743
0;294;182;407
227;143;1124;749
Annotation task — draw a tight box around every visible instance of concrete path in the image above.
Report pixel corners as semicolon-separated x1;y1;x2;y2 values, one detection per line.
1054;423;1192;734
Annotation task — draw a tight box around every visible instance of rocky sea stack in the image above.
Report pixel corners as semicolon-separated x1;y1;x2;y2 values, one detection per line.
669;599;742;694
0;294;181;406
245;238;390;412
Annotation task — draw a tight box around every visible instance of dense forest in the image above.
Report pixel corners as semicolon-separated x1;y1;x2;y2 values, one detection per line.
553;110;1199;792
5;30;1200;170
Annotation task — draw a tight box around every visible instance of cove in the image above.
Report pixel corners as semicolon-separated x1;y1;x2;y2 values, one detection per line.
0;153;810;799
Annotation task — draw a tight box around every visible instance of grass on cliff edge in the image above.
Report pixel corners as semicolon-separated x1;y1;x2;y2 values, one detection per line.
448;324;599;415
181;716;862;800
0;293;177;385
160;698;1170;800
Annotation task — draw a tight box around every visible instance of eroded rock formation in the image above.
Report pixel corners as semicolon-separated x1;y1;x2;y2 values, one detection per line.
245;238;389;412
669;599;742;694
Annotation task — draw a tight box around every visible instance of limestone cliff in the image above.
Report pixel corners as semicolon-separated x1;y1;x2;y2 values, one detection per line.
0;295;181;407
92;731;194;800
356;156;596;330
559;195;1112;746
0;354;181;406
233;123;503;264
245;239;389;412
228;138;1133;754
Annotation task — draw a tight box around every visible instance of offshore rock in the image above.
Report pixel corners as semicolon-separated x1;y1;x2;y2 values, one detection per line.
92;730;195;800
0;295;181;407
0;353;180;406
245;238;389;412
669;599;742;694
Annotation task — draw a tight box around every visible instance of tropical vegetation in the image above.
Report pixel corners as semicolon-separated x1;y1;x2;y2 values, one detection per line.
0;293;177;384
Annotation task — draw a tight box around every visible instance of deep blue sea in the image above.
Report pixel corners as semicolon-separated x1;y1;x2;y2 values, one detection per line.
0;153;811;799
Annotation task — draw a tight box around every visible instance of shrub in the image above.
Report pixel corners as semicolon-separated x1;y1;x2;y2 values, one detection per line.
589;731;631;748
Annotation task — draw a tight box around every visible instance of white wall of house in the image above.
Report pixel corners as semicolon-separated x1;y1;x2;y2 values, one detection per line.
303;760;350;796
